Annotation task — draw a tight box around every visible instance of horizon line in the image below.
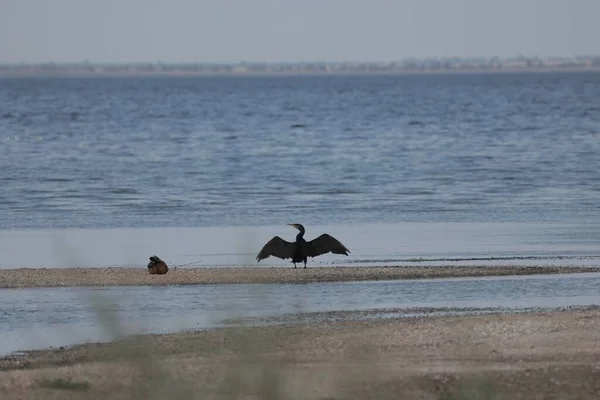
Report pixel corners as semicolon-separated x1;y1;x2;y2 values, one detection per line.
2;54;600;66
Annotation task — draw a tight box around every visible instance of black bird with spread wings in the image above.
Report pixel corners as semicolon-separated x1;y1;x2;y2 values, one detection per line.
256;223;350;268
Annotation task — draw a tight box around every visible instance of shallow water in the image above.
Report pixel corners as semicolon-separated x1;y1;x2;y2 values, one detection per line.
1;272;600;355
1;222;600;269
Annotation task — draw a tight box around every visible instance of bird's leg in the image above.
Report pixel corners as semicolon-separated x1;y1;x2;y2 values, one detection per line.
303;260;307;269
293;261;296;269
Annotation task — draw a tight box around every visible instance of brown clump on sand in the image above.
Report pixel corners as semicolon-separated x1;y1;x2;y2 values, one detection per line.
146;256;168;275
1;308;599;399
1;265;600;288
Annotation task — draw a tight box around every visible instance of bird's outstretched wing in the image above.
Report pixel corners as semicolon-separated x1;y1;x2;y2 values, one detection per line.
305;234;350;258
256;236;295;261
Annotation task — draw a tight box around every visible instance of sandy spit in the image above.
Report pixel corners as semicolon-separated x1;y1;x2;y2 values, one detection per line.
1;308;600;399
1;265;600;288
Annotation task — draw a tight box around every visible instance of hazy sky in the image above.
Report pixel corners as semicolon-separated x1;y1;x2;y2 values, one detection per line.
1;0;598;63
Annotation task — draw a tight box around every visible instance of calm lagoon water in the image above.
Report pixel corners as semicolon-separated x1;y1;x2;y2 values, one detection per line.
0;222;599;269
2;272;600;355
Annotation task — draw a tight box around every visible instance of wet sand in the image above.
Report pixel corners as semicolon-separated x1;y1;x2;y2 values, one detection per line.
1;307;599;399
2;265;600;288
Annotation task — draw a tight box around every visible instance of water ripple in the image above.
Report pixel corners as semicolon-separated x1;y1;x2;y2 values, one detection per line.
1;72;600;229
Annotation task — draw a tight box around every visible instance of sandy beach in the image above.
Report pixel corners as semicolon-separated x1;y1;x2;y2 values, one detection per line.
1;265;600;288
1;307;599;399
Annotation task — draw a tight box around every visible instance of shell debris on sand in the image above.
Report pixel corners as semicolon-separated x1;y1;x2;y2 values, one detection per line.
1;265;600;288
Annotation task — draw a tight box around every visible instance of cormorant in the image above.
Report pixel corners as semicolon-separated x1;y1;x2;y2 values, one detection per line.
256;223;350;268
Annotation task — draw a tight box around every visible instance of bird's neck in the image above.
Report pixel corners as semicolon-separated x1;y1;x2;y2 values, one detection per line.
296;231;305;241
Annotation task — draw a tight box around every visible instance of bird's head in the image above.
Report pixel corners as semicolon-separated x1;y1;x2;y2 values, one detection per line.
287;223;304;232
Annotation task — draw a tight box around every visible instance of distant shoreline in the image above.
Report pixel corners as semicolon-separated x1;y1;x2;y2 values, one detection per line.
2;66;600;78
1;265;599;288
